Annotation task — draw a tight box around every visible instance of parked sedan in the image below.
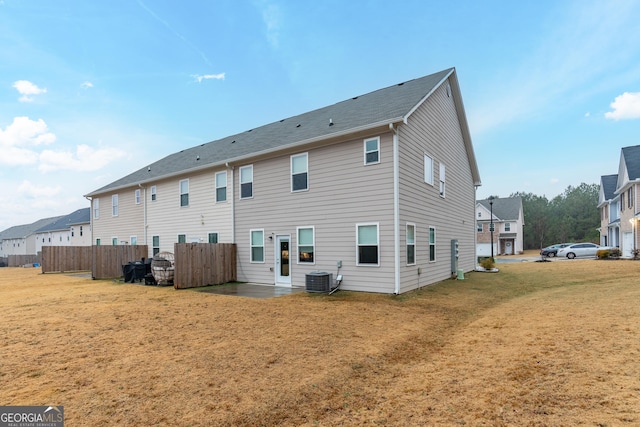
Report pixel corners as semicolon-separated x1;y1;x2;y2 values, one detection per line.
540;243;573;257
556;243;608;259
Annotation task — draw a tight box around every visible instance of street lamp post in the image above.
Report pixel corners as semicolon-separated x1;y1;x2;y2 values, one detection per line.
489;196;495;260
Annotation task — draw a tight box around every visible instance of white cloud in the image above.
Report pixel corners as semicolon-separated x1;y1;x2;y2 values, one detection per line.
17;180;62;198
0;117;55;166
604;92;640;120
258;1;282;48
12;80;47;102
39;144;126;172
193;73;225;83
81;81;94;89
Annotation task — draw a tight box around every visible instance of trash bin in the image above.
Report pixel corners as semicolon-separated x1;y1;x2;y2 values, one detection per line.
457;268;464;280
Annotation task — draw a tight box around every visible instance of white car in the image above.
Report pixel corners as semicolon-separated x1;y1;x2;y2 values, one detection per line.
556;243;609;259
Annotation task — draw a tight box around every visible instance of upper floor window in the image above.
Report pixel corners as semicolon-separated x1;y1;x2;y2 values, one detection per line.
291;153;308;192
628;188;633;208
364;137;380;165
112;194;119;216
180;179;189;207
477;222;483;232
151;185;157;202
240;165;253;199
216;171;227;202
477;212;481;218
505;222;511;232
424;154;434;185
135;189;141;205
80;226;83;236
439;163;446;197
93;198;99;219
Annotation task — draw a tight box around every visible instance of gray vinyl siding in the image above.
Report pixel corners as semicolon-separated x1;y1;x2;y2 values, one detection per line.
234;133;397;293
91;189;144;247
397;79;477;292
92;168;232;257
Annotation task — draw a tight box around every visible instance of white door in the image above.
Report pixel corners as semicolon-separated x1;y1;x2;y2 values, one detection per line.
623;232;634;258
275;235;291;286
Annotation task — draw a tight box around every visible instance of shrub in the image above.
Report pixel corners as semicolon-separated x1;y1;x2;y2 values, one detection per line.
597;249;609;259
610;248;622;258
480;257;495;270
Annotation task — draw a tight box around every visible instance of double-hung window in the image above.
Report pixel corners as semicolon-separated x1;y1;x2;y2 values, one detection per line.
151;185;157;201
250;229;265;262
240;165;253;199
297;226;314;263
406;223;416;265
429;227;436;262
93;198;99;219
291;153;308;192
215;171;227;202
152;236;160;256
424;154;434;185
439;164;446;197
112;194;118;216
357;223;379;265
135;189;141;205
364;137;380;165
180;179;189;207
505;222;511;232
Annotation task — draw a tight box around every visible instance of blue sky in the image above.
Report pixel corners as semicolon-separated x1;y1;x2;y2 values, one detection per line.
1;0;640;230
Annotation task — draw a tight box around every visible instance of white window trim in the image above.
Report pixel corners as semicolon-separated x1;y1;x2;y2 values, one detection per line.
179;179;189;207
439;163;446;197
356;222;380;267
424;153;434;185
150;185;157;202
112;194;119;217
250;229;265;263
239;165;254;199
215;171;227;203
177;233;187;244
364;136;380;165
208;232;219;244
111;237;118;246
296;226;315;265
135;189;141;205
130;236;137;246
406;223;416;266
429;226;437;263
291;153;309;192
93;198;100;219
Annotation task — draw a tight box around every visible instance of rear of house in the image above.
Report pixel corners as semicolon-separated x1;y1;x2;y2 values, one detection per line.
87;68;481;293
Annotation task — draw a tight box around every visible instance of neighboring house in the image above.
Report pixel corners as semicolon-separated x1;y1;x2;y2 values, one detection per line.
597;174;619;248
85;67;481;294
0;216;63;258
476;197;524;256
599;145;640;257
34;208;91;253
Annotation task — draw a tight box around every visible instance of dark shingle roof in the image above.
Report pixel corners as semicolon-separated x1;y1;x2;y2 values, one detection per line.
477;197;522;221
0;216;64;240
87;68;469;196
600;174;618;200
35;208;90;233
622;145;640;180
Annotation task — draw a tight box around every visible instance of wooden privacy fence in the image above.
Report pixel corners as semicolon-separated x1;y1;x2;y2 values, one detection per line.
173;243;236;289
41;246;92;273
92;245;149;279
8;254;39;267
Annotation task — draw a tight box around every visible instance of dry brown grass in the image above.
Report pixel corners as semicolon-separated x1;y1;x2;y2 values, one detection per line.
1;259;639;426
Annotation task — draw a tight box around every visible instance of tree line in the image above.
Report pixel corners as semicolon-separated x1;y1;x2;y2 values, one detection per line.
508;183;600;250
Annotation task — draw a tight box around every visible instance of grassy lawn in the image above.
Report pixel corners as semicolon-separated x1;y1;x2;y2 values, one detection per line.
1;259;639;426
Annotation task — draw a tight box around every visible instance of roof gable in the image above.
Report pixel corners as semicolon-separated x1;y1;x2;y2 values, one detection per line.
87;68;479;196
600;174;618;202
477;197;522;221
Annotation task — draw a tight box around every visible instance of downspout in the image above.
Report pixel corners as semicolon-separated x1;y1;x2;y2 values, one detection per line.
84;196;93;246
226;163;235;243
390;123;400;294
139;184;147;248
